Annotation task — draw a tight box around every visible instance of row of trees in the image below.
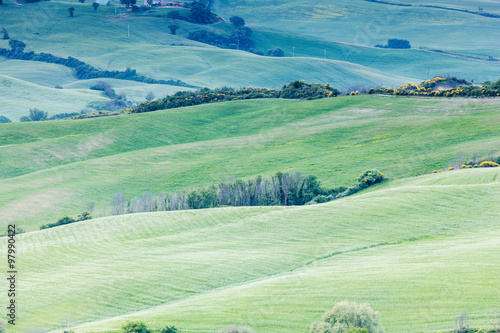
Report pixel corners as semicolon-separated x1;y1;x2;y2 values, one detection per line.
0;40;196;88
102;170;384;218
39;170;383;228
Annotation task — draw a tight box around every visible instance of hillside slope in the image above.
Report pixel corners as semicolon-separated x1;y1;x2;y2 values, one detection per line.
213;0;500;58
1;95;499;230
1;1;500;97
0;74;108;119
2;168;499;333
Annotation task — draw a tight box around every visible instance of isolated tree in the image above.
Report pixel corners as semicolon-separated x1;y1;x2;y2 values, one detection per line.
19;108;48;122
229;15;245;27
0;115;12;123
267;47;284;57
145;92;155;100
1;27;9;40
387;38;411;49
188;1;216;24
455;311;468;333
229;26;253;50
68;7;75;17
92;2;99;11
168;24;179;35
78;0;85;3
61;314;76;333
167;10;182;22
310;300;384;333
9;39;26;53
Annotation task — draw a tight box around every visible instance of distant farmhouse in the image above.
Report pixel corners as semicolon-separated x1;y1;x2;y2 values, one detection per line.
143;0;185;7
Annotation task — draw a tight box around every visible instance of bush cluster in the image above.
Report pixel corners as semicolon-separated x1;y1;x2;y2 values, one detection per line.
461;157;500;169
0;115;12;123
40;212;91;230
369;77;500;98
122;321;178;333
130;81;339;113
186;1;218;24
187;15;255;52
19;108;48;122
375;38;411;49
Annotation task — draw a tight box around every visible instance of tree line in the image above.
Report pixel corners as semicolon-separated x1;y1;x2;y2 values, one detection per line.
104;170;384;217
0;39;197;88
41;170;384;230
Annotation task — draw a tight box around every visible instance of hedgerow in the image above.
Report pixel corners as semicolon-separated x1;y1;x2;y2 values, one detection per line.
129;81;340;114
368;77;500;98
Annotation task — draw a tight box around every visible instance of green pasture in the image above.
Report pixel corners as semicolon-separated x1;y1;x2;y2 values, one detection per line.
213;0;500;58
0;74;108;120
1;0;499;98
1;95;499;230
1;168;498;332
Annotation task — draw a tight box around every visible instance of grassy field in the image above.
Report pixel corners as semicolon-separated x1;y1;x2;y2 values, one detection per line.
213;0;500;58
1;95;499;231
1;1;499;102
1;168;499;332
0;1;498;333
0;74;108;120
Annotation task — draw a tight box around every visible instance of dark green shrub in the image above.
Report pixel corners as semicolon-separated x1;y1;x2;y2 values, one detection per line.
358;170;384;186
0;115;12;123
229;16;245;27
78;211;92;221
122;321;151;333
19;108;48;122
187;1;217;24
161;326;178;333
267;47;285;57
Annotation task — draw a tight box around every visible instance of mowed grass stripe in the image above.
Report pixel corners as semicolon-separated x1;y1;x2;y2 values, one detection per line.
3;169;499;332
1;96;500;230
90;227;500;333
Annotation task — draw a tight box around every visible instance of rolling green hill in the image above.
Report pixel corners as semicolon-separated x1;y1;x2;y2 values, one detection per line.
0;74;108;120
2;168;499;333
1;0;500;110
0;1;499;333
1;95;499;231
213;0;500;58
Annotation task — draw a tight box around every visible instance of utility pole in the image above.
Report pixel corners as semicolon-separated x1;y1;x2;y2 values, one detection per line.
292;46;295;57
127;24;130;38
324;49;327;59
